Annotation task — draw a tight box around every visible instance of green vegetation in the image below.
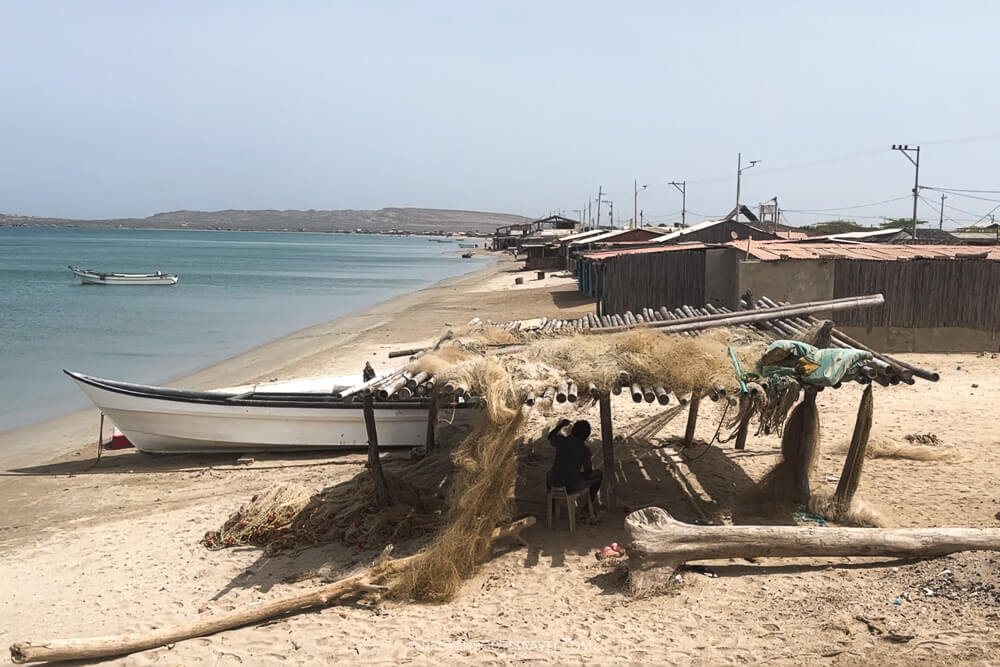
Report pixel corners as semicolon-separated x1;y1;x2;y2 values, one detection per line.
799;220;867;235
879;217;927;229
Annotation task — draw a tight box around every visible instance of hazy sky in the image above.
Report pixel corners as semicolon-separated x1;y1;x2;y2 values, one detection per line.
2;1;999;228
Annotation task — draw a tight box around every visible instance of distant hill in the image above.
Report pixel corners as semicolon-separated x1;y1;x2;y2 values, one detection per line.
0;207;533;235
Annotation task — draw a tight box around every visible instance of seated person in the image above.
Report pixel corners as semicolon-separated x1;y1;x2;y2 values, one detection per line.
546;418;603;502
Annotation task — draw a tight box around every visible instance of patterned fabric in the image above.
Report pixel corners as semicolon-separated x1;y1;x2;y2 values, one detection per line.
760;340;873;386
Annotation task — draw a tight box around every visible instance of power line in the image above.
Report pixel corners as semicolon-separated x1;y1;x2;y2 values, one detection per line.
917;131;1000;147
783;194;911;213
922;186;1000;194
921;187;1000;204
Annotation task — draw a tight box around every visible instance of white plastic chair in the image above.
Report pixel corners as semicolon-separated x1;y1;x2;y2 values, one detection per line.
546;486;595;533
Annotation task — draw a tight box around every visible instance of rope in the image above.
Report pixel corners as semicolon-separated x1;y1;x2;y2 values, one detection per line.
84;412;105;470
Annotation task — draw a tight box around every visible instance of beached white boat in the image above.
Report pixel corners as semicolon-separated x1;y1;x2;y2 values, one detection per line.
68;265;179;286
65;370;482;454
458;242;477;248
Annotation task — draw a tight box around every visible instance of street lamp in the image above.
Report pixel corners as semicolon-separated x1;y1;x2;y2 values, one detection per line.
599;199;614;228
669;180;687;228
735;152;760;223
890;144;921;239
633;180;647;229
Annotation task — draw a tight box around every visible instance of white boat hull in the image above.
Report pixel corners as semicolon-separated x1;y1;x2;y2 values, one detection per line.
69;266;178;285
66;371;482;455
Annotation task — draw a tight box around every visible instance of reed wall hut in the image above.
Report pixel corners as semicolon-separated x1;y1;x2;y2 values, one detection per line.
583;241;1000;352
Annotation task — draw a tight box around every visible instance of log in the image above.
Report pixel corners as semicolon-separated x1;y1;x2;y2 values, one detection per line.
376;374;408;401
10;548;407;664
581;294;886;335
406;370;430;390
338;369;401;399
682;395;701;446
387;348;425;359
425;397;439;453
555;380;568;403
10;519;537;665
599;393;616;511
654;386;670;406
625;506;1000;580
363;395;391;508
734;394;753;451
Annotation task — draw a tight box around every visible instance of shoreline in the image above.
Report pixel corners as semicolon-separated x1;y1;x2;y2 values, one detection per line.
0;254;505;471
2;256;998;664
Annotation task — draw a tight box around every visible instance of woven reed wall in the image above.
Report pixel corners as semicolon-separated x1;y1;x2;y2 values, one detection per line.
833;258;1000;331
600;250;706;314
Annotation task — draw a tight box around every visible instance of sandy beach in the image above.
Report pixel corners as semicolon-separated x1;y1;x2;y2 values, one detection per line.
2;256;999;665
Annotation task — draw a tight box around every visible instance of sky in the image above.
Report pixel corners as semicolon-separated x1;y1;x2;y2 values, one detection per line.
2;1;999;229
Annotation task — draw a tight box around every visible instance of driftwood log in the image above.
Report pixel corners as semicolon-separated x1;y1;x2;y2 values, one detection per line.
10;517;536;664
625;507;1000;592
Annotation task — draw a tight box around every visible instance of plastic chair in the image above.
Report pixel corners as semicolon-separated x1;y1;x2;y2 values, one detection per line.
546;486;595;533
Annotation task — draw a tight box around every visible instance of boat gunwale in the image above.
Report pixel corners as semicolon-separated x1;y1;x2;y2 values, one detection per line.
64;370;475;410
68;265;179;280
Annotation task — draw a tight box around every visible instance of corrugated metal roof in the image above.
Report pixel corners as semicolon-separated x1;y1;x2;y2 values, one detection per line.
579;241;1000;262
568;227;669;246
581;242;712;260
558;228;610;243
743;242;1000;261
653;218;726;242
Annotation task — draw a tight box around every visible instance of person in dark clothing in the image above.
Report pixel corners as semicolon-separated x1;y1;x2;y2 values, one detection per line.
546;418;603;501
362;361;376;382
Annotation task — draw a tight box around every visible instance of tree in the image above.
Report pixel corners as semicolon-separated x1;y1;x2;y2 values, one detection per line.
879;217;927;229
799;220;866;236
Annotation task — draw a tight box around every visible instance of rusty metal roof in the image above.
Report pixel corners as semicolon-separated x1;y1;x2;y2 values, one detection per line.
742;242;1000;261
581;242;711;260
580;240;1000;262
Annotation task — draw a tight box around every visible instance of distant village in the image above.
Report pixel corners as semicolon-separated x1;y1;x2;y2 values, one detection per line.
492;210;1000;353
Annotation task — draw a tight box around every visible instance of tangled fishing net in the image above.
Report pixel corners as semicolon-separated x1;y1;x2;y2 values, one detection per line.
202;456;455;555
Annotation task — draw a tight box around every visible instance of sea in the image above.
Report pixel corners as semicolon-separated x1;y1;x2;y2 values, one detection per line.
0;227;490;433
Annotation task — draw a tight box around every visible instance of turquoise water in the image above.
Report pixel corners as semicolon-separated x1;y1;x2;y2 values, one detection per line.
0;228;488;432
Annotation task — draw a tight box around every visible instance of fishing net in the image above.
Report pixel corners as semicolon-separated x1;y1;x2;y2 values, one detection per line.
391;354;525;602
202;454;455;555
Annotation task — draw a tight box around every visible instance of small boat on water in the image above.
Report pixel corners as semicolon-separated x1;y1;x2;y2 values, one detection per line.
461;252;474;258
68;265;179;286
65;370;482;454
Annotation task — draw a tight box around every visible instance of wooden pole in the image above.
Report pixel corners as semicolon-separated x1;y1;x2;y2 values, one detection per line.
626;507;1000;583
363;394;390;508
10;519;536;665
424;398;438;453
682;395;701;447
733;393;752;450
599;393;616;511
580;294;886;335
833;384;873;514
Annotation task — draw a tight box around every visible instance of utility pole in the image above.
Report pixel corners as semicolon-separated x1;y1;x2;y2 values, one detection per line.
735;153;760;223
891;144;921;239
939;192;946;231
596;186;603;228
669;180;687;228
587;199;592;227
633;180;647;229
609;201;614;228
